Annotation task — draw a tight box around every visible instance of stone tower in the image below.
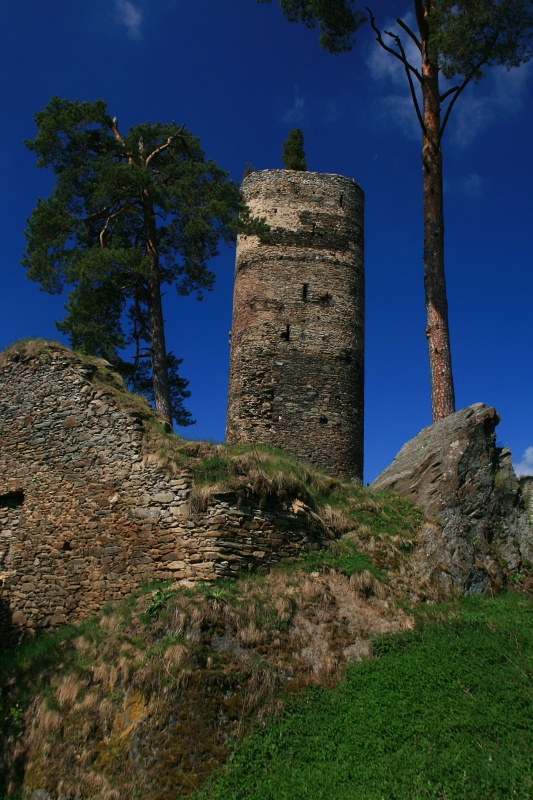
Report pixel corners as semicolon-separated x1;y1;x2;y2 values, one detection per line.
226;169;364;479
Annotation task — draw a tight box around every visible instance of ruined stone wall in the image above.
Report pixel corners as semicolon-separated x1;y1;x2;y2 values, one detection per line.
0;344;325;637
226;170;364;480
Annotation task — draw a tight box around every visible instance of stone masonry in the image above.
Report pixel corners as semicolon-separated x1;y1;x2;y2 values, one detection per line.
0;343;326;638
226;170;364;480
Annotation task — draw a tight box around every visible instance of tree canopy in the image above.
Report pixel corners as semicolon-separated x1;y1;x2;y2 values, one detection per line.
22;97;264;425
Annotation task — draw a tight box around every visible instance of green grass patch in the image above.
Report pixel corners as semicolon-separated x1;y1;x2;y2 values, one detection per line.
185;441;424;544
303;539;386;581
195;592;533;800
0;617;100;686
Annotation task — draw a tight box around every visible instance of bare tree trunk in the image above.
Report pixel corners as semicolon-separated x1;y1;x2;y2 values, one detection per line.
143;191;173;425
420;29;455;422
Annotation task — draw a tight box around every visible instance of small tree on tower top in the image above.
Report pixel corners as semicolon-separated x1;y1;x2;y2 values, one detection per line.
282;128;307;170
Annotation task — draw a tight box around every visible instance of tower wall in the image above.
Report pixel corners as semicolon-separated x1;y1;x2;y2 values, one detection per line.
226;170;364;479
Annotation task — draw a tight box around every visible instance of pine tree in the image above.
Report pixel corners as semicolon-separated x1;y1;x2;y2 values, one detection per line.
22;97;264;426
261;0;533;422
282;129;307;170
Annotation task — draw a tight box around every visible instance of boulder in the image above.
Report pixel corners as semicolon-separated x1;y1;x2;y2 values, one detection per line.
371;403;533;594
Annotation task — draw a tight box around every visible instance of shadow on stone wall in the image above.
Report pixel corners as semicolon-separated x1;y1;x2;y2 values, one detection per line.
0;596;19;655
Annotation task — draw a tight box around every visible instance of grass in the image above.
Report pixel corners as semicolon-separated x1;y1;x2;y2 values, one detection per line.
303;537;387;581
5;338;527;797
195;592;533;800
0;562;410;799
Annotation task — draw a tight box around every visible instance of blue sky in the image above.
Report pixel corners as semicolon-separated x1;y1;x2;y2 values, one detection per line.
1;0;532;483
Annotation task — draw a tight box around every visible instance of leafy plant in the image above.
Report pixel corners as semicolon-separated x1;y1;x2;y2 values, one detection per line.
142;587;175;620
303;539;385;581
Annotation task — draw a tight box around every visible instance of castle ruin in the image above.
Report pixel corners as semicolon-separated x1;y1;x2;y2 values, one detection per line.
226;169;365;480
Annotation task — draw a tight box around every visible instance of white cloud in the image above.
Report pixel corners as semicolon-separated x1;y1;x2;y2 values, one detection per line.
282;88;305;126
449;62;532;147
514;446;533;477
366;10;532;148
366;11;423;141
461;173;483;198
374;93;421;141
114;0;143;40
447;172;483;199
493;60;532;113
367;11;421;88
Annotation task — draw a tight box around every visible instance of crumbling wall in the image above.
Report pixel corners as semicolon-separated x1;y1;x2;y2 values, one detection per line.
226;170;364;480
0;344;325;637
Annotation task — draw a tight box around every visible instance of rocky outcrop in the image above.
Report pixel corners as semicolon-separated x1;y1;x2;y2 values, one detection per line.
371;403;533;594
521;476;533;522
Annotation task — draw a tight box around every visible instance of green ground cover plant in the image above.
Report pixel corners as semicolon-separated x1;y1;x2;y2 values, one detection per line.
196;592;533;800
303;538;386;581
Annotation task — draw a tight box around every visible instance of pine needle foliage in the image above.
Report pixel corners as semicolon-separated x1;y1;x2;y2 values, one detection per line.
281;128;307;170
21;97;267;425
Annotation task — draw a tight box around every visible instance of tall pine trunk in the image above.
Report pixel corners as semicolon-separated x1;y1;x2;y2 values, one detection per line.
420;16;455;422
143;190;173;425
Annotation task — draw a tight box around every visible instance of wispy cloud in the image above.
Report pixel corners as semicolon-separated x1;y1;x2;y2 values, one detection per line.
366;11;532;148
373;93;421;141
451;62;532;147
282;87;305;126
514;446;533;477
366;11;422;141
445;172;484;199
461;173;483;198
114;0;143;40
367;12;421;83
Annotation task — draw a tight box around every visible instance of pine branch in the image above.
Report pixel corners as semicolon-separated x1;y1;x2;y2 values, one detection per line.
367;9;426;137
145;125;188;165
98;203;136;247
396;17;421;52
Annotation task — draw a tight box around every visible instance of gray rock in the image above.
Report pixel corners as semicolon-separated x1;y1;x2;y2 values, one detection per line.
371;403;533;594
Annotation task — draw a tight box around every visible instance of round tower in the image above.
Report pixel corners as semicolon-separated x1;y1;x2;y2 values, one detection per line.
226;169;364;480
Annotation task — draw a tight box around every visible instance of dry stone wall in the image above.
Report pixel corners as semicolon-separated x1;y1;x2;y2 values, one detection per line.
0;344;326;639
227;170;364;480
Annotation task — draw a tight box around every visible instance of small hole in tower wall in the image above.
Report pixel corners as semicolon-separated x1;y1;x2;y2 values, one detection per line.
339;194;344;207
319;417;328;425
302;283;308;301
281;325;291;342
0;490;24;508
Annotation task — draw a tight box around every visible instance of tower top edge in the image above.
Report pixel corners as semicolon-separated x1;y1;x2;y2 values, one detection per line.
242;169;363;193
